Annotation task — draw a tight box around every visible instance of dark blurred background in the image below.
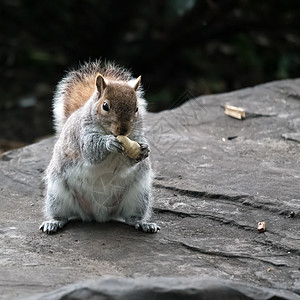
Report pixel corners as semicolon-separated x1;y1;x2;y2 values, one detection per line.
1;0;300;154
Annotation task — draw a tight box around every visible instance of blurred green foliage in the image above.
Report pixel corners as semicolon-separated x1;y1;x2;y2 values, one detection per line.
1;0;300;142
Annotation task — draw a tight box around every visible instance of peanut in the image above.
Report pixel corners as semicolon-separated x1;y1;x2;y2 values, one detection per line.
117;135;141;159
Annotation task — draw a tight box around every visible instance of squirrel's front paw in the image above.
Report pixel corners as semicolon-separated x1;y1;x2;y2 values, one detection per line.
107;137;124;154
135;143;150;162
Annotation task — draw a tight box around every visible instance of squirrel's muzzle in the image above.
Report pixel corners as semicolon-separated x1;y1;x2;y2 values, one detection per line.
119;126;130;136
111;122;131;137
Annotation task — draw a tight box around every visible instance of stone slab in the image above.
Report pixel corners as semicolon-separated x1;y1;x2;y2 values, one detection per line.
0;79;299;299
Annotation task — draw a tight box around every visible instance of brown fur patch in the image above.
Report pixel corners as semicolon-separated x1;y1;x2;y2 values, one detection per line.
59;61;138;123
64;76;96;119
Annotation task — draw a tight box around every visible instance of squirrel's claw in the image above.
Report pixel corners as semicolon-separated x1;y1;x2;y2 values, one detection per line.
135;143;150;162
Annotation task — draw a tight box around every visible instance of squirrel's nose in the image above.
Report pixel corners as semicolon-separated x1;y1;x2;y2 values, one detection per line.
119;127;130;136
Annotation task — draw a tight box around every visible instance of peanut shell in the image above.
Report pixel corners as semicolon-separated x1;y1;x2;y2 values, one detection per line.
117;135;141;159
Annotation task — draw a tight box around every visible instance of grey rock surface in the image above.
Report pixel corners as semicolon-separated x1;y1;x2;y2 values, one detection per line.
23;277;300;300
0;79;300;300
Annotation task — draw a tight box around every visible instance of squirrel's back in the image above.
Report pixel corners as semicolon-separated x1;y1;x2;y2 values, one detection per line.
53;60;134;133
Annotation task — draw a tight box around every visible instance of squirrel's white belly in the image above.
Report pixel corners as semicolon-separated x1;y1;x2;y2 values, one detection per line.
65;153;136;221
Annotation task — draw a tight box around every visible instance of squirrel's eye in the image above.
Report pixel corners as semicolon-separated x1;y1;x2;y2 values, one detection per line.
135;107;138;113
102;102;109;112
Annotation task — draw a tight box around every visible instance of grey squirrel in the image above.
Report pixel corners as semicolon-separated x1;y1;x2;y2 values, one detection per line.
39;60;160;234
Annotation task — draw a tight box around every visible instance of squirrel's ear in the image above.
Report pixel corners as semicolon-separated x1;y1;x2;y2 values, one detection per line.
128;76;141;91
96;73;107;94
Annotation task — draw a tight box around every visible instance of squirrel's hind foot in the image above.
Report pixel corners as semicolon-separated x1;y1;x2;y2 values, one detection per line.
39;218;68;234
135;222;160;233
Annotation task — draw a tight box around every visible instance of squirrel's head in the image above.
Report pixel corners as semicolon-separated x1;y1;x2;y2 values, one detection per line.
94;73;141;137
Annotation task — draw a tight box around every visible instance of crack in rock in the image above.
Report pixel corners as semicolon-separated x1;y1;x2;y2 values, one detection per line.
165;238;291;268
154;183;249;201
154;207;254;231
154;183;300;219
